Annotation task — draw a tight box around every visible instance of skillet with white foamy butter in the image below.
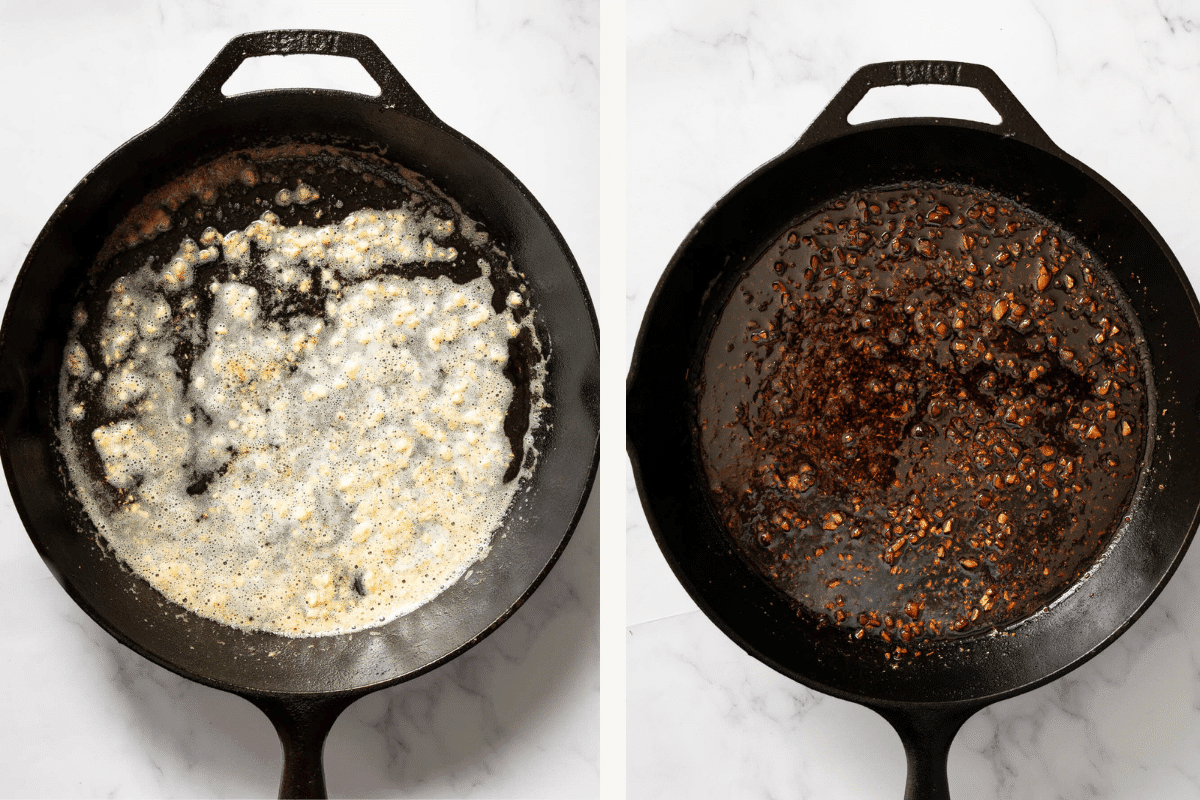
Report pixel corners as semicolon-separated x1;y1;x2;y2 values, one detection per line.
57;151;546;638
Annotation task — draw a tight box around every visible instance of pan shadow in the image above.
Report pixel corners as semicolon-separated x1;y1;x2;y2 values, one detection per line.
89;478;598;798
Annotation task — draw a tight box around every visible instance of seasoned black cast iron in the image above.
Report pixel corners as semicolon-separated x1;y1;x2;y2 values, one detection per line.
0;30;599;798
628;61;1200;799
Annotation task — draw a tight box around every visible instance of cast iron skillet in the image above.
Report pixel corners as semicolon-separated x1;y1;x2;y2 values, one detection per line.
628;61;1200;799
0;30;599;798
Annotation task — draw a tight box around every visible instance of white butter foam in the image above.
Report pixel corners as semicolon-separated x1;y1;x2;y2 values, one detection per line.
59;204;544;637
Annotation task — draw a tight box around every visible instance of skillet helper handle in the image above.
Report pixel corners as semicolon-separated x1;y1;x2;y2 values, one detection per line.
795;60;1057;152
171;29;442;125
250;693;358;799
872;704;979;800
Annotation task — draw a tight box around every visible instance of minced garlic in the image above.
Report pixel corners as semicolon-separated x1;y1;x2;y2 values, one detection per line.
59;202;544;637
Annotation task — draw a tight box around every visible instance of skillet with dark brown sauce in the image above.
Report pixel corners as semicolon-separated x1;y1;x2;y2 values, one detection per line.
695;183;1147;649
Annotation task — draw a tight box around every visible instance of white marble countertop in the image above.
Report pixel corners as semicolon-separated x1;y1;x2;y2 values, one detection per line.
627;1;1200;798
0;1;599;797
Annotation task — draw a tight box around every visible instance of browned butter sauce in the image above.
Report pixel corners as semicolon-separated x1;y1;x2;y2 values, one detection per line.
695;183;1147;646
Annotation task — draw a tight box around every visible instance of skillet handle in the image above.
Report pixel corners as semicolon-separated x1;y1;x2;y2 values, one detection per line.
870;703;980;800
795;61;1057;153
170;29;442;126
249;693;358;799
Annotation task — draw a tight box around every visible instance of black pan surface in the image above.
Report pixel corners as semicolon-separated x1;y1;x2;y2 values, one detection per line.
1;30;598;798
628;61;1200;800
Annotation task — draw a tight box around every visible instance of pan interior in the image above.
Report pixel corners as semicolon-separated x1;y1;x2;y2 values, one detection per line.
629;122;1200;705
58;142;549;639
2;91;599;696
692;180;1151;655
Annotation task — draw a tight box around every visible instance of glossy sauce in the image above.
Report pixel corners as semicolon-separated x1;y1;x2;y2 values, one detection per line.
696;184;1147;646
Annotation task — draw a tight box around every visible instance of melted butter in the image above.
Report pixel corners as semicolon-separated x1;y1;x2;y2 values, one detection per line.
59;205;545;637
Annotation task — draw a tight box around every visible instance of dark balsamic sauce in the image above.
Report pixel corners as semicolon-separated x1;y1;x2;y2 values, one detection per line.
695;183;1147;646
